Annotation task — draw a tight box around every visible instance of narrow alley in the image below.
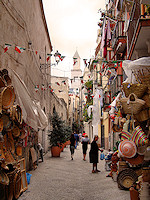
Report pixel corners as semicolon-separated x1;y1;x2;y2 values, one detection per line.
19;144;130;200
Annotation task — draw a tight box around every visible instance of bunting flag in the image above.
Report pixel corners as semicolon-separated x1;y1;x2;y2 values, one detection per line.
60;56;65;61
35;85;39;92
81;80;84;84
62;80;66;85
4;44;12;53
82;86;84;89
50;89;54;93
73;58;77;65
58;90;63;93
55;82;60;86
48;84;51;89
99;95;101;98
41;84;45;91
83;59;87;67
70;79;73;84
102;63;105;69
15;46;25;53
35;51;38;55
46;54;52;62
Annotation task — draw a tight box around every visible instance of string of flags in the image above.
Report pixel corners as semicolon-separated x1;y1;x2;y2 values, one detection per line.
3;43;92;66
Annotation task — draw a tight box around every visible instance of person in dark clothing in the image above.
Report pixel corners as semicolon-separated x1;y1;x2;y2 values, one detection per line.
82;134;90;161
89;135;100;173
74;132;79;149
70;133;76;160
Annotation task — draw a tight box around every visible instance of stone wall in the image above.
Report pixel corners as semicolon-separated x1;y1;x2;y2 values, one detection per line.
0;0;67;153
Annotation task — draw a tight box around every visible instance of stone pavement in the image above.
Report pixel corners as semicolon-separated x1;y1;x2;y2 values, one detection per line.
19;143;130;200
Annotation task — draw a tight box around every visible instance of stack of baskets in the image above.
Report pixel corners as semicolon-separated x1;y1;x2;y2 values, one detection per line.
0;69;24;199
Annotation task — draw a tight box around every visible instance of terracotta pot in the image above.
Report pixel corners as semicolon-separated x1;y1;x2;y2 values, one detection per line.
51;146;61;157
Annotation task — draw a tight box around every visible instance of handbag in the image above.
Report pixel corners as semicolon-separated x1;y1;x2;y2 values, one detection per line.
121;93;145;115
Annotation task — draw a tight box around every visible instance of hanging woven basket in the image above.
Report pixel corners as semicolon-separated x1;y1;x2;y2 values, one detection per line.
12;124;20;138
1;86;15;110
121;93;145;115
13;170;21;199
122;83;147;98
0;170;9;186
10;105;23;124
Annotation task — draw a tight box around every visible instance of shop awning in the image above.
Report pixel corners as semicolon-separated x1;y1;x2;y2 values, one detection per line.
9;69;48;131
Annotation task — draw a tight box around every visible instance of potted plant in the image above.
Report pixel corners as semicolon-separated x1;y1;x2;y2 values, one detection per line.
48;110;66;157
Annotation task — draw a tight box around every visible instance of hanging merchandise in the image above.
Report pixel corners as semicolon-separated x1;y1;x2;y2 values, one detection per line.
121;93;145;115
122;82;147;98
118;139;137;158
131;126;149;146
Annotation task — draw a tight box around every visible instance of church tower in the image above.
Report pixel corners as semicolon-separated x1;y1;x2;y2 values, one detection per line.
71;50;82;89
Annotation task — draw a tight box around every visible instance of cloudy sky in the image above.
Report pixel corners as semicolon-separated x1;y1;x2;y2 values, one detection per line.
42;0;105;77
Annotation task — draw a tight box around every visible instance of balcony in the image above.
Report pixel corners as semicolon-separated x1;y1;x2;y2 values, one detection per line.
112;21;127;53
127;0;150;59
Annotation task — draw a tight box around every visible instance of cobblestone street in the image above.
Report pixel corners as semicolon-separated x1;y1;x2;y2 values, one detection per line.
19;143;130;200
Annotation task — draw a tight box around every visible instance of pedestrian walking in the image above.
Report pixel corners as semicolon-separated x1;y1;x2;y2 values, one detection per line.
37;142;44;162
89;135;101;173
82;134;90;161
70;133;76;160
74;132;79;149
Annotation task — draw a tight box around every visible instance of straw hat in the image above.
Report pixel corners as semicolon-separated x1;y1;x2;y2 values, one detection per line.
118;140;137;158
0;170;9;185
12;124;20;137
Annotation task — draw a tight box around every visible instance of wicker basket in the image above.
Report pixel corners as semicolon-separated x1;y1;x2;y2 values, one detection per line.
134;108;149;122
142;93;150;108
121;93;145;115
13;170;21;199
5;168;17;200
117;169;138;190
122;83;147;98
10;105;22;124
1;86;15;109
12;124;20;138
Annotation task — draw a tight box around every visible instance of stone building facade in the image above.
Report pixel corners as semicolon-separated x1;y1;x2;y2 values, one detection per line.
0;0;68;154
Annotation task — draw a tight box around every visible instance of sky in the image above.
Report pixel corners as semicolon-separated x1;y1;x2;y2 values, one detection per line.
42;0;105;78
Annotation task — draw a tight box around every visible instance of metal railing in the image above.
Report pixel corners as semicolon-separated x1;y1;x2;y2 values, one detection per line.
127;0;141;57
112;21;126;48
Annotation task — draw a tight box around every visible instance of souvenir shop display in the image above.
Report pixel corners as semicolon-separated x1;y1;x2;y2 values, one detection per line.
110;58;150;197
0;69;37;199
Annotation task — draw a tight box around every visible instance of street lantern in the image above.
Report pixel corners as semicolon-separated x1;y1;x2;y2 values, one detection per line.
54;50;61;64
